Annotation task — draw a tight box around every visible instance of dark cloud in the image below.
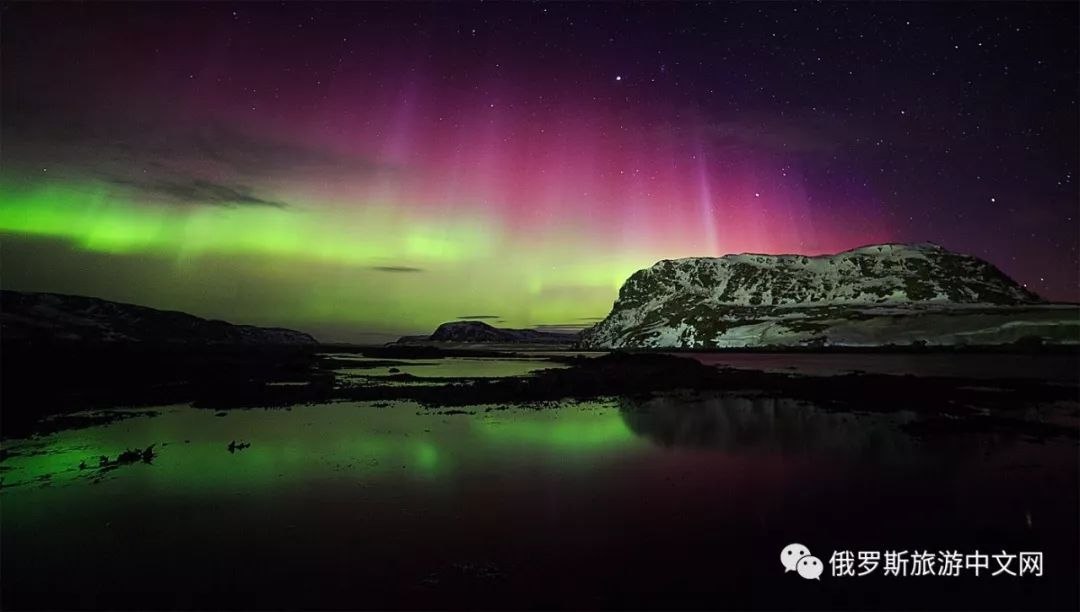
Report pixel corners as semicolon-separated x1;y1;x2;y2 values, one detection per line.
1;101;398;208
181;123;391;178
370;266;424;273
106;176;286;208
455;315;501;320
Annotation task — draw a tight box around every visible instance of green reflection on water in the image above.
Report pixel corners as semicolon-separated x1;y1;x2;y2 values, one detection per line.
0;400;636;494
476;409;636;448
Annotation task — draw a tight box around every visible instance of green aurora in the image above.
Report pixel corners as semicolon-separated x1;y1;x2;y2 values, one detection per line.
0;179;650;341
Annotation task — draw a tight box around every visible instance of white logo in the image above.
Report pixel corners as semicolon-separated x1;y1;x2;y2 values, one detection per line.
797;555;824;580
781;543;812;574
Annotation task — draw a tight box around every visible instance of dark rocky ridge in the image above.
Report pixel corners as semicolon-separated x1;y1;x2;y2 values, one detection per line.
396;320;578;344
0;290;318;345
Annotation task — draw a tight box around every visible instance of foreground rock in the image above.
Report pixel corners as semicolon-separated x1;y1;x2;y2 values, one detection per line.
1;290;318;345
580;243;1079;349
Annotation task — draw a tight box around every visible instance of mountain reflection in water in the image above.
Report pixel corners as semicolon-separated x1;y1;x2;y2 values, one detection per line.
1;379;1076;610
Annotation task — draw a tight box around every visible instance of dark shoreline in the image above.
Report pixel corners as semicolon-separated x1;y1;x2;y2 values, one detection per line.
2;340;1077;441
322;341;1080;355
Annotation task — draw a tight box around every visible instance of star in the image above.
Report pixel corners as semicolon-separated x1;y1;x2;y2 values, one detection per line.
615;75;622;81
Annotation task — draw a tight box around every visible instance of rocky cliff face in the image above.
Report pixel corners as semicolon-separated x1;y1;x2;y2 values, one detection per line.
580;243;1076;349
1;290;318;345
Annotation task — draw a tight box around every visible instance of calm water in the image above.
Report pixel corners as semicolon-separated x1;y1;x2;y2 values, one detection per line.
330;355;570;381
683;352;1080;381
2;356;1078;610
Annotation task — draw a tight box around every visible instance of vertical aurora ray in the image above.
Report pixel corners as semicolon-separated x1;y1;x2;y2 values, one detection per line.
0;3;944;341
0;140;892;341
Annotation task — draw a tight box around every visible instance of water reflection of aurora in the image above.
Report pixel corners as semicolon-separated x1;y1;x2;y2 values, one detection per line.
0;401;641;491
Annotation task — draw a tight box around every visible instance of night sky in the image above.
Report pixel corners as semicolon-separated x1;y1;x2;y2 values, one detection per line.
2;2;1077;342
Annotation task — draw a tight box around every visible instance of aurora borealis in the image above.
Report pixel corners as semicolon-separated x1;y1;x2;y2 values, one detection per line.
2;3;1077;341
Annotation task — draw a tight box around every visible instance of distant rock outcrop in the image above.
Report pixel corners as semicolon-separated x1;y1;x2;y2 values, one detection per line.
0;290;318;345
397;320;578;345
580;243;1078;349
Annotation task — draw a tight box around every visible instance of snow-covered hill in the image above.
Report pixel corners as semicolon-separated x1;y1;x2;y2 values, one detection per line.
1;290;318;345
580;243;1078;349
